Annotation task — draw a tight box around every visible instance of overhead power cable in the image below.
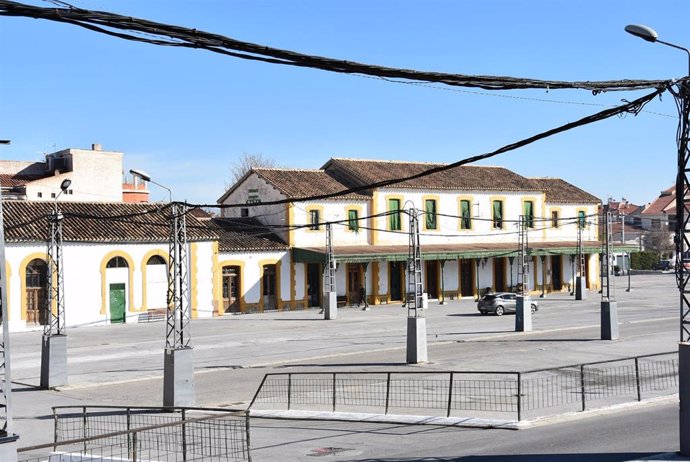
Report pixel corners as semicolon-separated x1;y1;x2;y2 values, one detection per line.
0;0;675;92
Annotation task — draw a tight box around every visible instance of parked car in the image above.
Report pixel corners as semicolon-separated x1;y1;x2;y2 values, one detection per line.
477;292;538;316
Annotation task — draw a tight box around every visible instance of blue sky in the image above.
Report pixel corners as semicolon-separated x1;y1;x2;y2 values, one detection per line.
1;0;688;205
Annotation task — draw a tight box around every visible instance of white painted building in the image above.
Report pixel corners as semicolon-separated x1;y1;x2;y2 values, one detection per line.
217;158;606;310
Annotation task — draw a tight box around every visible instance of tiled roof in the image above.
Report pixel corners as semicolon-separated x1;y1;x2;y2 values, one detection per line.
2;201;216;244
253;168;370;201
0;173;40;188
207;217;288;252
323;158;540;192
528;178;600;204
641;185;676;215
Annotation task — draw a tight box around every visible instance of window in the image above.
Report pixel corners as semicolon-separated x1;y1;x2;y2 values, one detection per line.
246;188;260;204
388;199;401;231
240;208;249;218
652;219;661;229
492;200;503;229
523;201;534;228
634;217;642;226
425;199;437;230
551;210;559;229
460;200;472;230
51;192;56;199
348;209;359;232
578;211;586;229
106;256;129;268
37;192;42;198
309;210;321;230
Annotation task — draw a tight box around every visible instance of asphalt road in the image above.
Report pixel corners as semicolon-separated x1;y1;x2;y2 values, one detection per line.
6;273;686;460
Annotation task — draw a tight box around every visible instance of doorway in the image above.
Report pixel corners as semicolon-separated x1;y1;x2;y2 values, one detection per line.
262;265;277;311
425;260;439;299
306;263;321;307
389;261;404;302
347;264;362;305
109;283;126;323
459;259;474;297
26;258;48;325
222;265;241;313
493;257;506;292
551;255;563;291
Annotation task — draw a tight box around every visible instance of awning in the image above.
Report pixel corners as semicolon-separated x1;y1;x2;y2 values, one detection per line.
292;241;613;264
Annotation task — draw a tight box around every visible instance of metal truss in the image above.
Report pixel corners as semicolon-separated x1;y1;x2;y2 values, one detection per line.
44;210;66;336
406;209;423;317
166;202;191;349
517;215;530;295
325;223;336;293
673;81;690;342
601;211;615;302
0;198;12;436
576;221;585;279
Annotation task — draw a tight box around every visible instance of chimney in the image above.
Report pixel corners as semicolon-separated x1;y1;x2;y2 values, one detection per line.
92;143;102;151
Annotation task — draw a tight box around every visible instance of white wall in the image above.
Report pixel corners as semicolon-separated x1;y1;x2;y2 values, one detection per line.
290;199;370;248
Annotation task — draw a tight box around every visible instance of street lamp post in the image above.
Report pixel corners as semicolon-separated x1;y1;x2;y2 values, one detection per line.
625;23;690;455
130;169;194;407
40;179;71;390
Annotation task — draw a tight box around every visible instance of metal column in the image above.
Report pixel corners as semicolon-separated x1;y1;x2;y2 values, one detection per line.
163;202;194;407
601;211;619;340
324;223;337;319
575;218;587;300
516;215;532;331
406;208;426;363
40;209;68;389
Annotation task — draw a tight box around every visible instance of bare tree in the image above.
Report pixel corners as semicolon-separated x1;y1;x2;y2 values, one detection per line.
228;152;278;186
642;229;674;257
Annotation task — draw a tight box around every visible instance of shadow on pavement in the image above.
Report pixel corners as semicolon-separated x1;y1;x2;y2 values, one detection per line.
355;453;666;462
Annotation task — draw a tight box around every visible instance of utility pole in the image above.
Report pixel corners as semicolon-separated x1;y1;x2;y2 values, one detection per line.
406;208;427;363
0;193;18;461
601;211;619;340
516;215;532;332
163;201;194;407
575;217;587;300
324;223;337;319
41;179;71;390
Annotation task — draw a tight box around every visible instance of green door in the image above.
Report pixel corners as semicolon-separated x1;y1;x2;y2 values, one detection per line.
109;283;126;324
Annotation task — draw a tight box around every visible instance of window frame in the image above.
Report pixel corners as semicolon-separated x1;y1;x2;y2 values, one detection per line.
388;198;402;231
492;200;504;229
423;197;438;231
459;198;472;230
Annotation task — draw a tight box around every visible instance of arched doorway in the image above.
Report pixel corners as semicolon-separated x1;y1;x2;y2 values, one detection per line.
106;256;129;323
26;258;48;325
146;255;167;310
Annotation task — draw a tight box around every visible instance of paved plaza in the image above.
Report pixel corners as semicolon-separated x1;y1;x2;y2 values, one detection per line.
7;273;686;460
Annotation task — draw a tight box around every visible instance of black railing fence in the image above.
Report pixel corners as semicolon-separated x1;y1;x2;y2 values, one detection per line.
249;352;678;421
18;405;251;462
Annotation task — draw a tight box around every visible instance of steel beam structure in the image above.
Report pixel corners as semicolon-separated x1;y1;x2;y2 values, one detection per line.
406;209;423;318
675;81;690;342
0;198;12;438
517;215;529;296
166;202;191;349
325;223;336;294
601;211;615;302
44;211;66;337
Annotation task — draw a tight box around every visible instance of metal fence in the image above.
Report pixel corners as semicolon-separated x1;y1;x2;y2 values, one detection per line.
17;406;250;461
248;351;678;421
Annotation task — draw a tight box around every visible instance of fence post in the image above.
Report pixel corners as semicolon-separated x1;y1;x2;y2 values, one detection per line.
332;373;337;412
182;408;188;462
245;410;252;462
385;373;391;415
287;374;292;411
635;357;642;401
82;406;87;454
127;407;132;460
53;408;58;451
580;365;586;412
517;372;522;422
446;372;454;418
132;430;138;462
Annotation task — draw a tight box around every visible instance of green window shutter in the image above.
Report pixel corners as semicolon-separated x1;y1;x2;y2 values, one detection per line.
461;200;471;229
578;211;586;229
524;201;534;228
310;210;320;230
389;199;401;231
425;199;437;229
493;200;503;228
348;209;359;231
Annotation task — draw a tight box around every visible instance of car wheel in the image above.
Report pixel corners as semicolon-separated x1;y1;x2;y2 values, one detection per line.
530;304;537;314
495;306;504;316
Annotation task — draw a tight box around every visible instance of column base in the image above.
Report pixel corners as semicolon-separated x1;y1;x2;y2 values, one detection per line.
575;277;587;300
601;301;619;340
40;334;68;389
163;347;195;407
406;317;428;364
515;296;533;332
0;435;19;462
324;292;337;320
